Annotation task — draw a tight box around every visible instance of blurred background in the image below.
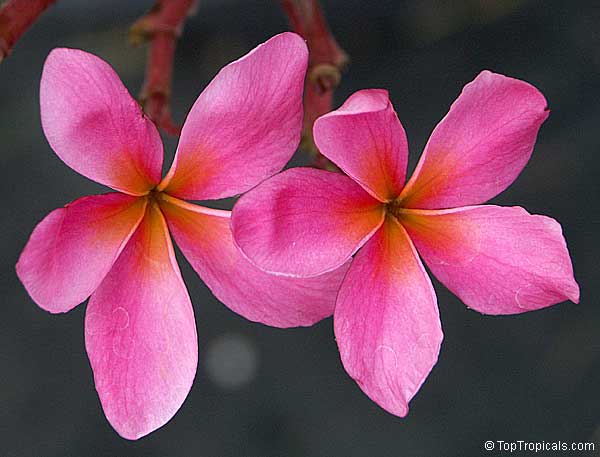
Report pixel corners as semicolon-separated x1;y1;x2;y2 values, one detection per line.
1;0;599;455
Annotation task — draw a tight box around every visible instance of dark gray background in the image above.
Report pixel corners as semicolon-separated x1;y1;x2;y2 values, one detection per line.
1;0;599;456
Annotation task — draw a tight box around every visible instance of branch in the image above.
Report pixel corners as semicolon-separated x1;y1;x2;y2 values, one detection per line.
130;0;196;135
280;0;348;169
0;0;57;63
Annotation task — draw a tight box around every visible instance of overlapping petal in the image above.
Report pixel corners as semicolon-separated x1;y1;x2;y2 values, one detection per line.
400;205;580;314
231;167;385;278
398;71;549;209
159;32;308;200
85;203;197;440
314;89;408;201
334;216;443;417
40;49;163;195
16;193;146;313
159;196;350;327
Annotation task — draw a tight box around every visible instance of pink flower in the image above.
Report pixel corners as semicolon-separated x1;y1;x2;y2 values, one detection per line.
16;32;349;439
231;71;580;417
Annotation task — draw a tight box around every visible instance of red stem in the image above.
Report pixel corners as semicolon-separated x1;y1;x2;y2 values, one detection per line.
280;0;347;169
130;0;195;135
0;0;57;63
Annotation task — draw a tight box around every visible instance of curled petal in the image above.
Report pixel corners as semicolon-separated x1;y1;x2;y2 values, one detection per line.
160;32;308;200
160;197;350;328
41;48;163;195
16;193;146;313
314;89;408;201
85;203;197;440
231;167;385;278
399;71;549;209
335;216;443;417
400;205;580;314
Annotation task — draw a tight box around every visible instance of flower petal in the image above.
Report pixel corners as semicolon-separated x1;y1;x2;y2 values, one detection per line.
398;71;549;209
16;193;146;313
334;216;443;417
85;203;197;440
231;167;385;278
159;32;308;200
400;205;580;314
159;197;350;328
41;48;163;195
314;89;408;201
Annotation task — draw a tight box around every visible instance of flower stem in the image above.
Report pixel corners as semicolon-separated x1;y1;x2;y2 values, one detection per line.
130;0;196;135
0;0;57;63
280;0;348;170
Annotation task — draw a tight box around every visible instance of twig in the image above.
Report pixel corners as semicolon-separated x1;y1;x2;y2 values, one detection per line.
130;0;196;135
0;0;57;63
280;0;348;169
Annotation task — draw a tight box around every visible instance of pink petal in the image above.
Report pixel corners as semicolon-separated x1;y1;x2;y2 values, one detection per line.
159;32;308;200
159;196;350;328
41;48;163;195
16;193;146;313
398;71;549;209
231;167;385;277
314;89;408;201
335;216;443;417
401;205;580;314
85;203;197;440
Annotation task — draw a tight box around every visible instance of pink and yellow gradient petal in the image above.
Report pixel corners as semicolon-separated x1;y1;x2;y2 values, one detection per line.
159;32;308;200
399;205;580;314
40;48;163;195
314;89;409;202
159;195;350;328
398;71;549;209
85;202;197;440
16;193;147;313
334;216;443;417
231;167;386;278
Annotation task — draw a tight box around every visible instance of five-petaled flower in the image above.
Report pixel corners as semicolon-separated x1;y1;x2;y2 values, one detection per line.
231;72;580;417
16;32;349;439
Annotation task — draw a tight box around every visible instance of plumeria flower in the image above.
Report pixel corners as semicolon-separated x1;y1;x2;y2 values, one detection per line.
16;32;349;439
231;71;580;417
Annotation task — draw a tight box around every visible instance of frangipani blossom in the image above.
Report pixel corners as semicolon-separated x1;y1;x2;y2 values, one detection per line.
16;32;349;439
231;71;580;417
